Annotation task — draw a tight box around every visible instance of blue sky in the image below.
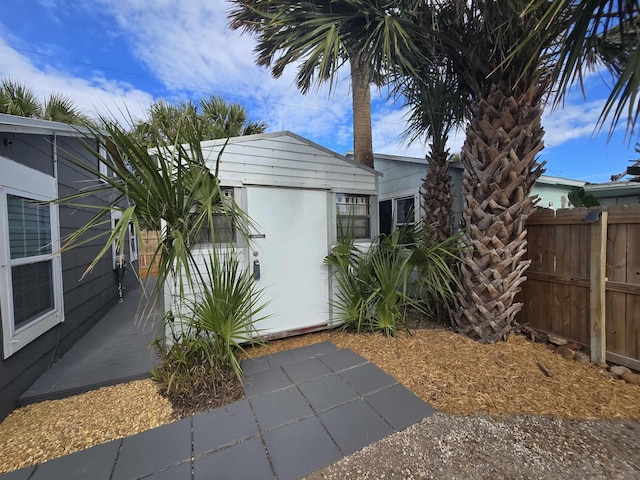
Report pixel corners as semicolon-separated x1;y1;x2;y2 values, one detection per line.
1;0;638;183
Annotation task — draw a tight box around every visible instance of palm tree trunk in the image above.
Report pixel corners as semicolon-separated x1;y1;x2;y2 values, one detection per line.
422;143;453;241
350;52;374;169
451;84;546;343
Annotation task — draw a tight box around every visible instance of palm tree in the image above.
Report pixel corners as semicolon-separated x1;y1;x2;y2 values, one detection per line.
400;70;470;241
397;7;472;241
0;79;42;118
423;0;564;342
527;0;639;136
0;79;91;126
43;93;91;125
228;0;422;168
132;96;267;146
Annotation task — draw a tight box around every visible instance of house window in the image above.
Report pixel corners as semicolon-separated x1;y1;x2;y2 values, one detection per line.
98;140;116;182
195;188;236;245
1;159;63;358
7;195;55;329
128;222;139;262
337;194;370;239
395;197;415;229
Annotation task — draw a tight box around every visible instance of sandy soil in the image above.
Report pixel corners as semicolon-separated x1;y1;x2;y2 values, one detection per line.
1;324;639;476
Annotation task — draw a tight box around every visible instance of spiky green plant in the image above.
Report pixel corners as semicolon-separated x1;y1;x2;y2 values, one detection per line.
184;251;268;380
325;229;425;337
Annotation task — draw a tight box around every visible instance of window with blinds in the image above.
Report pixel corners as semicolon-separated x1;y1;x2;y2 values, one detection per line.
8;195;52;259
336;194;370;239
7;195;54;329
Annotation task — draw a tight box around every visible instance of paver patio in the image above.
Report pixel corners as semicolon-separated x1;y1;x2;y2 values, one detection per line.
4;341;436;479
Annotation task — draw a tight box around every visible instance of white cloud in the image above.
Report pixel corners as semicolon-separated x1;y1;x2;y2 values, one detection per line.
89;0;356;153
542;98;607;147
0;34;153;125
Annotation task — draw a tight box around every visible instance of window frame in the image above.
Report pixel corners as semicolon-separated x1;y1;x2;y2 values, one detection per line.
395;196;417;230
193;187;237;247
128;222;139;262
336;193;372;241
0;159;64;359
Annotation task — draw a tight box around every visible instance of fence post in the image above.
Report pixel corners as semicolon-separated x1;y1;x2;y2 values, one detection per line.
590;210;607;364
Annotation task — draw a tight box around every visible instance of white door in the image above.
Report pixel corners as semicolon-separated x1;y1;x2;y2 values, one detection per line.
246;186;330;336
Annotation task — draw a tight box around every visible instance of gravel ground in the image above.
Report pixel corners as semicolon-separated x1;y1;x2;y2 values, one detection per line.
2;322;640;477
304;413;640;480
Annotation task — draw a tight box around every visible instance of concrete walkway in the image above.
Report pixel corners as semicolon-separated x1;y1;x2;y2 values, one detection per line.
4;342;436;480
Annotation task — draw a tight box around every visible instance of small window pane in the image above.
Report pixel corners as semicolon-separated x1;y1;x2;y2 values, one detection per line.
396;197;415;226
195;188;236;244
12;261;54;329
8;195;52;259
337;194;370;239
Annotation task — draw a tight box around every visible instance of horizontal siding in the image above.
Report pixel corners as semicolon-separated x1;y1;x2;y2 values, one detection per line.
0;133;131;421
0;133;54;176
202;133;377;193
377;158;426;198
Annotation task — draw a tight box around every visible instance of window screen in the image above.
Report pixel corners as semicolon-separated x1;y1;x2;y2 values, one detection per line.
11;261;54;329
337;194;370;239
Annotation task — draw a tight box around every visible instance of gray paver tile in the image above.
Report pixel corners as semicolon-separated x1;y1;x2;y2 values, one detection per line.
243;366;293;398
311;341;339;355
298;374;359;413
111;418;192;480
263;349;297;367
338;362;397;395
318;349;368;372
263;416;341;480
282;357;333;384
319;399;394;455
289;344;324;361
194;437;272;480
365;383;436;430
193;400;259;455
31;439;120;480
250;386;314;432
0;466;36;480
240;355;271;375
140;461;192;479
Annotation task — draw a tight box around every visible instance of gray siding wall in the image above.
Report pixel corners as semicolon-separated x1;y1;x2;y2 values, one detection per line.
377;155;465;230
0;132;54;176
0;133;136;421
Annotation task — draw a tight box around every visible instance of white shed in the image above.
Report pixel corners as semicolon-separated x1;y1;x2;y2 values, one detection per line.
165;131;379;339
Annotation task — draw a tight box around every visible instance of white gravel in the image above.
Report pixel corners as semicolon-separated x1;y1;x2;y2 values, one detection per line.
304;413;640;479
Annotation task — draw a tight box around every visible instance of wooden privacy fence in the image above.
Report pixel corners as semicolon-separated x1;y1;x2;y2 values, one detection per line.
518;205;640;370
139;230;160;279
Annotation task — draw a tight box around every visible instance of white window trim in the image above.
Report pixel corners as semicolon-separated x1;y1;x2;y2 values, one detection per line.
128;222;139;262
111;210;123;269
335;193;373;242
0;158;64;359
98;141;112;182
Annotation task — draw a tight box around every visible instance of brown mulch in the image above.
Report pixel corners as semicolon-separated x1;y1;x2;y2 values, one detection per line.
245;326;640;419
1;322;640;474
